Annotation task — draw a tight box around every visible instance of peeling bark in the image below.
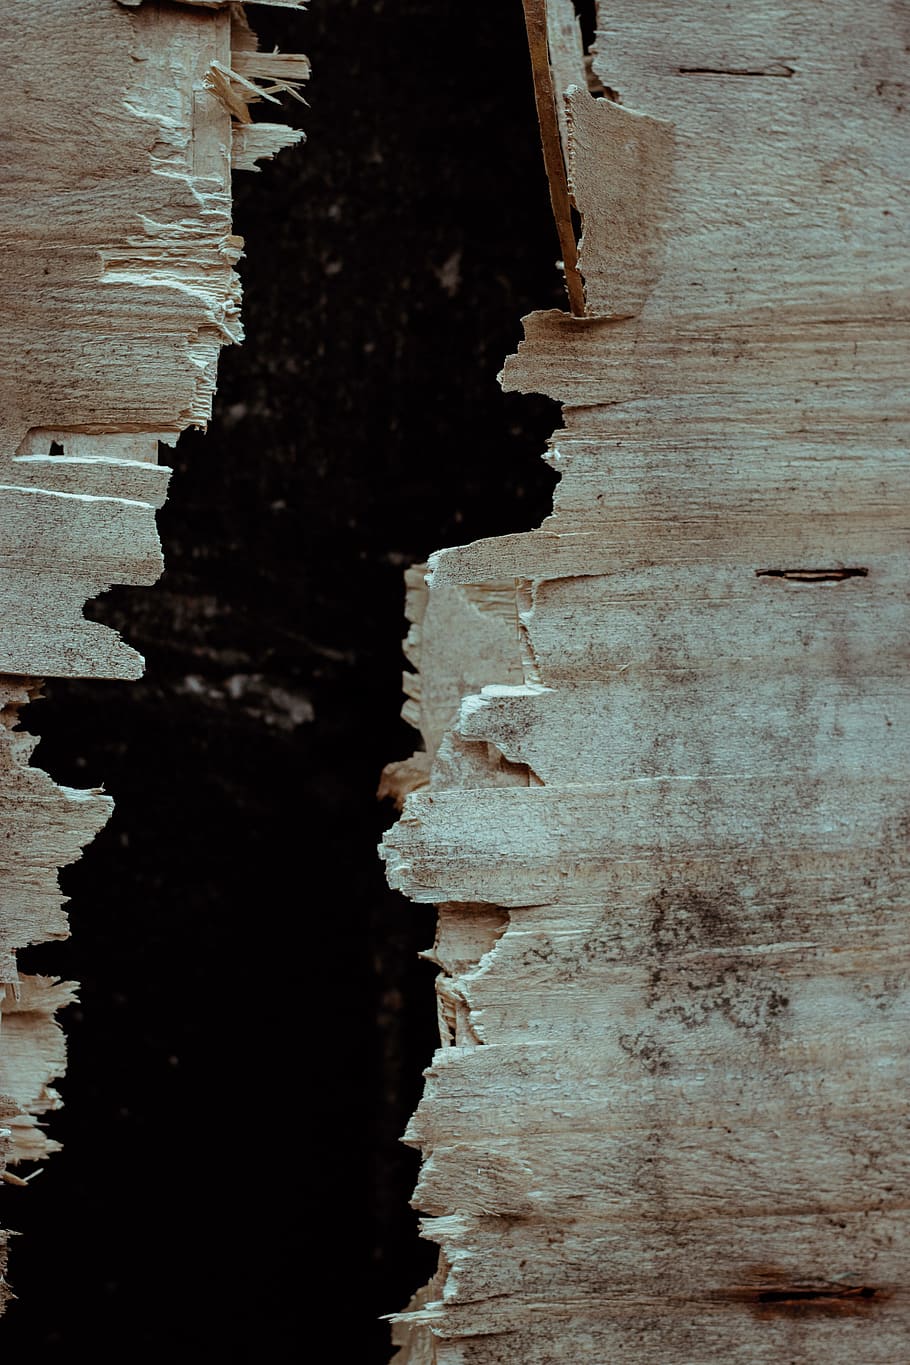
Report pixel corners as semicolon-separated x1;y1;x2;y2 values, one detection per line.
0;0;306;1309
382;1;909;1359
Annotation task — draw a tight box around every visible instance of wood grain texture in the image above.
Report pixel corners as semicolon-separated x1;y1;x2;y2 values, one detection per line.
0;681;110;1306
0;0;306;677
0;0;306;1311
383;1;909;1358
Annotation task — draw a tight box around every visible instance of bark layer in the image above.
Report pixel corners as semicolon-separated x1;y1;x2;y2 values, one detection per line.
383;2;910;1359
0;0;306;1311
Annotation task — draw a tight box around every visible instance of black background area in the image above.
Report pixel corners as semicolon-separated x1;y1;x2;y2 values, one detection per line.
1;2;565;1359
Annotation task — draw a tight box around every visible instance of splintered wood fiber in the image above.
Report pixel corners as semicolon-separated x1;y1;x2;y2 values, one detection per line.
382;1;910;1360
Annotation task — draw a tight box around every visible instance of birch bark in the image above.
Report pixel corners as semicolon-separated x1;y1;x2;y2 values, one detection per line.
383;2;910;1359
0;0;305;1309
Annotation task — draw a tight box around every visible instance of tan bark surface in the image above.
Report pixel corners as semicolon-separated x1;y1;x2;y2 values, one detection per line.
383;2;910;1359
0;0;305;1312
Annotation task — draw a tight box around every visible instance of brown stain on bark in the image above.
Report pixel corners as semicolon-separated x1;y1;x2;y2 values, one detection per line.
723;1283;888;1318
645;885;790;1036
716;1265;891;1318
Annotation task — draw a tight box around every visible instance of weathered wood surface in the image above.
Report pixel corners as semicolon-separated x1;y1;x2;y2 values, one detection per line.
382;1;910;1359
0;1;305;679
0;0;306;1314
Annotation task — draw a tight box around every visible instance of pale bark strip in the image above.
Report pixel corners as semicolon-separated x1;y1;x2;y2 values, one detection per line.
382;1;909;1359
0;1;307;676
0;0;306;1310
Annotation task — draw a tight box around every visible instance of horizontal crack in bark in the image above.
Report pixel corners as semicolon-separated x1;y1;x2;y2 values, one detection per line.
756;567;869;582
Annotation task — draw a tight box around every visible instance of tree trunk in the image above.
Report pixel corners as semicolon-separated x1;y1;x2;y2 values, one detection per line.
383;1;910;1359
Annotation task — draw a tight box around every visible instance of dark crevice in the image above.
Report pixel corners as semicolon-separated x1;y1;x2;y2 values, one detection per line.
756;567;868;582
575;0;597;51
758;1286;878;1303
573;0;616;100
678;64;795;78
723;1283;888;1317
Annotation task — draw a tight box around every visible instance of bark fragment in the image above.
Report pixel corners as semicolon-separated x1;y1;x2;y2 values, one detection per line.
0;0;306;1309
382;2;909;1359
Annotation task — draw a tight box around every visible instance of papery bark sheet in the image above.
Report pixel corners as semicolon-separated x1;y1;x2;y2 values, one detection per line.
382;2;910;1359
0;0;306;1310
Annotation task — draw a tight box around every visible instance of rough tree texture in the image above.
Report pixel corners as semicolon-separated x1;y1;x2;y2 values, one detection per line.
0;0;305;1311
382;1;909;1360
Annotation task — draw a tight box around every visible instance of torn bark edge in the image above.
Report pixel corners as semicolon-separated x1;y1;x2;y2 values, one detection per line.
521;0;586;316
0;977;81;1170
204;57;309;126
